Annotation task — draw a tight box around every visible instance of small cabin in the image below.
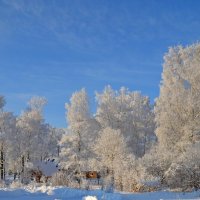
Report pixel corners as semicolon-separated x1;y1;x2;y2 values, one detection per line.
81;171;100;179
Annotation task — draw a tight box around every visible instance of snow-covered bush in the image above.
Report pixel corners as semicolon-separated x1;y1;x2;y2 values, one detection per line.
83;196;98;200
93;127;139;192
0;180;6;188
164;143;200;191
51;171;70;186
141;146;173;185
10;180;23;189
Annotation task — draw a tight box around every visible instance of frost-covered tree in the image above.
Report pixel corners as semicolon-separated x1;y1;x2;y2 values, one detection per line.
0;96;5;110
27;96;47;112
12;96;60;180
148;43;200;190
141;146;173;185
66;89;90;156
59;130;80;186
0;95;60;182
0;96;16;180
16;108;44;161
93;127;132;191
155;44;200;153
0;112;16;180
62;89;100;186
47;127;64;158
96;86;155;157
164;143;200;190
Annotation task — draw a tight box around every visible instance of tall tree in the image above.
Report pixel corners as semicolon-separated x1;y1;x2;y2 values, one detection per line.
94;127;132;191
96;86;155;157
0;96;16;180
63;88;100;186
14;96;54;180
155;44;200;153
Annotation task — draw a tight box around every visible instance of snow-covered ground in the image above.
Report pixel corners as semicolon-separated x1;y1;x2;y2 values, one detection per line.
0;186;200;200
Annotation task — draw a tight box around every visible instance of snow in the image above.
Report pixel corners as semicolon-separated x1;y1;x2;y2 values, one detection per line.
83;196;98;200
0;186;200;200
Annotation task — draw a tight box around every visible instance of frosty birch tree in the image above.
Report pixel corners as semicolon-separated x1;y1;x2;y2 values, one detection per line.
63;89;99;186
61;88;100;187
0;96;16;180
164;143;200;190
0;96;5;110
94;127;131;190
147;43;200;189
155;44;200;153
96;86;155;157
14;96;52;179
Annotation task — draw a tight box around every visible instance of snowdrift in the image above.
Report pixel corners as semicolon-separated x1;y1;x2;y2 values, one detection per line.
0;186;200;200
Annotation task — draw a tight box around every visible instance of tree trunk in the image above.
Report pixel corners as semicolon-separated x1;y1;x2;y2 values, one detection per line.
21;156;24;173
77;130;82;188
27;152;30;161
0;146;4;180
21;155;25;180
57;145;60;157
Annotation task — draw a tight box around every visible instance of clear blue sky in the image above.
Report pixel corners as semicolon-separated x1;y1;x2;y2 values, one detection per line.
0;0;200;127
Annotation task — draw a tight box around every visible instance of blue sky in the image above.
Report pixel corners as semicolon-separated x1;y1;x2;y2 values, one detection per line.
1;0;200;127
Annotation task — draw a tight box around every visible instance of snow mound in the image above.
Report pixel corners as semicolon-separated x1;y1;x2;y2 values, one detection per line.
47;188;54;195
24;184;55;195
83;196;98;200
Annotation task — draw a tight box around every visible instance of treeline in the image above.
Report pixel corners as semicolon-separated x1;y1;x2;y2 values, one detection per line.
1;43;200;192
59;86;155;191
0;96;63;182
